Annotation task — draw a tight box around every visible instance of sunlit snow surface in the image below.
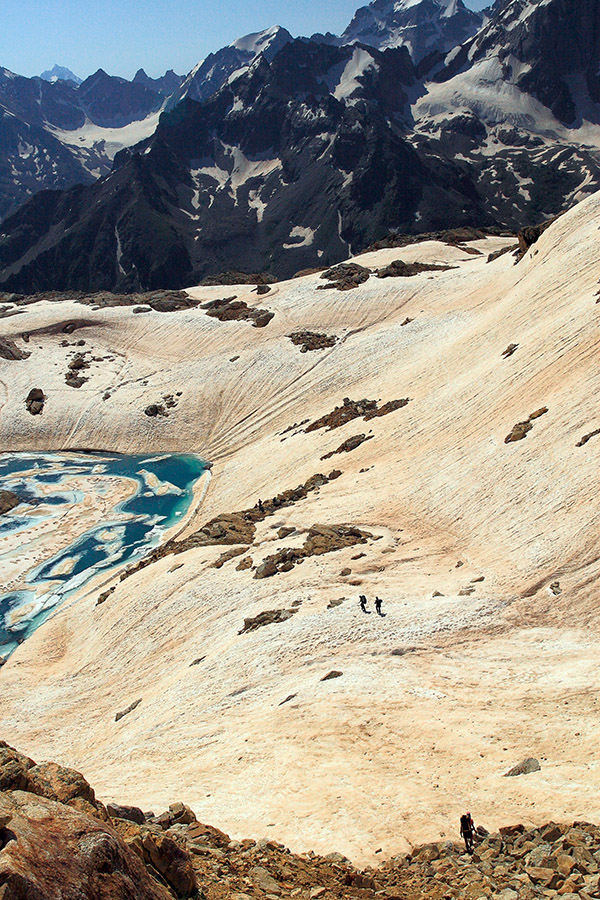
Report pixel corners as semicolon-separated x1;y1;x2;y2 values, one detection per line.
0;452;207;658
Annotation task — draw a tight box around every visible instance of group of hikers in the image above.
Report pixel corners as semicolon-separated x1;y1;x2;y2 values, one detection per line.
359;594;385;616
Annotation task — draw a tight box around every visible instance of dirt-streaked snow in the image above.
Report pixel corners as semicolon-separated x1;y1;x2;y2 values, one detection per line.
1;196;600;863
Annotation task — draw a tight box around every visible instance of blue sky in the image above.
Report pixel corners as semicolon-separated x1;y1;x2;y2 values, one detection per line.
3;0;490;81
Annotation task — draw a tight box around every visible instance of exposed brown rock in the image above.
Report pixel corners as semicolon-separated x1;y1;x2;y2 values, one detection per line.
118;471;342;584
255;524;372;578
0;792;173;900
502;342;519;358
321;670;343;681
517;216;561;258
107;802;146;825
376;259;456;278
0;490;20;515
292;266;327;278
0;336;29;360
361;226;502;255
317;263;371;291
505;407;548;443
577;427;600;447
504;757;541;777
202;297;274;328
239;608;298;634
364;399;410;420
0;742;107;823
115;699;142;723
25;387;44;415
5;742;600;900
487;244;520;263
288;331;337;352
211;546;248;569
321;433;373;460
65;352;90;388
307;396;409;432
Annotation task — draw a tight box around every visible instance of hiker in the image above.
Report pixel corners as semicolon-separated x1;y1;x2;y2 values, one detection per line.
257;498;265;514
359;594;368;613
375;596;383;616
460;812;475;854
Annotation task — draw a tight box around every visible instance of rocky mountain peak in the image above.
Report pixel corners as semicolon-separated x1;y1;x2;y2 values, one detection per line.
40;63;82;85
342;0;483;61
167;24;293;109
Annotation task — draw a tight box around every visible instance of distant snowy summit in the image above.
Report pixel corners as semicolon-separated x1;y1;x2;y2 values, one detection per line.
169;24;293;108
40;64;82;85
342;0;483;62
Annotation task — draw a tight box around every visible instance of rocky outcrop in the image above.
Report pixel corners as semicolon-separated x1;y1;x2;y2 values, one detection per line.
321;433;373;460
254;524;372;578
318;263;371;291
306;396;410;432
0;742;197;899
200;271;277;286
115;699;142;723
202;297;274;328
361;226;495;254
5;741;600;900
577;427;600;448
505;407;548;444
517;217;561;258
0;742;107;823
112;819;198;897
65;352;90;388
0;792;173;900
115;471;343;585
376;259;456;278
288;332;337;352
239;608;298;633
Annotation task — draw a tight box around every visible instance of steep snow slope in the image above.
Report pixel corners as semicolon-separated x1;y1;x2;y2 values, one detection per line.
0;194;599;863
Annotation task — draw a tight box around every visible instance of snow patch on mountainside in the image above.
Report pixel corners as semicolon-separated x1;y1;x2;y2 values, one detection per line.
283;225;316;249
330;48;378;101
415;55;600;148
49;111;162;171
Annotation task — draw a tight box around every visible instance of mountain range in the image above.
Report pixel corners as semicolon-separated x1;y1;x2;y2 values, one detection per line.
1;0;600;291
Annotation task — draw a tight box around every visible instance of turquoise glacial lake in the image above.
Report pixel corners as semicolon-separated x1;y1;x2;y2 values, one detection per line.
0;452;207;659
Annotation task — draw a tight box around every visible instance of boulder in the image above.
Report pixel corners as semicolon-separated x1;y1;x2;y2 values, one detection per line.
142;830;197;897
169;802;196;825
25;388;44;415
504;758;541;777
0;490;20;515
250;865;281;894
0;743;35;792
107;802;146;826
0;791;172;900
25;760;108;822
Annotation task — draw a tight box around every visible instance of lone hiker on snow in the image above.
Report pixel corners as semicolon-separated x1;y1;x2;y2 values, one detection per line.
460;812;475;854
